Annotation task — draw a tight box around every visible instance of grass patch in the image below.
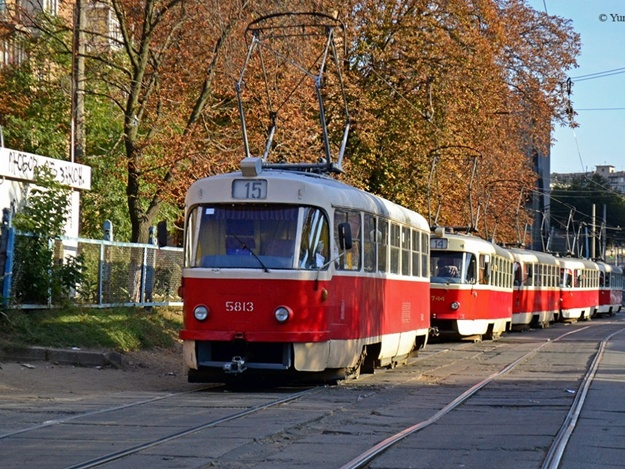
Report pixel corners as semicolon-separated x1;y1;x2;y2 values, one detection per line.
0;306;183;352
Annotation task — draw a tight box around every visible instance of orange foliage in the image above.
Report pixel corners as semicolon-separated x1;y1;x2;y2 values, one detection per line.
54;0;579;243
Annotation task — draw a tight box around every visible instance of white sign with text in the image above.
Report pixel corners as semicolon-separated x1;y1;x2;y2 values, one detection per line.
0;147;91;190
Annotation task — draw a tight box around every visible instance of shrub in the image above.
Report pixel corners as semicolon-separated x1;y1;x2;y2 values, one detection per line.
11;167;86;305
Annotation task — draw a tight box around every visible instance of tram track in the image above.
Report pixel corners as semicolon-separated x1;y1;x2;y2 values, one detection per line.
0;384;223;440
1;319;623;468
63;387;320;469
541;326;625;469
341;323;625;469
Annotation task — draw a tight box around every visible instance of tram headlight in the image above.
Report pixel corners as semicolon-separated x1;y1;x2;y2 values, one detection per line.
193;305;209;321
450;301;461;311
274;306;292;323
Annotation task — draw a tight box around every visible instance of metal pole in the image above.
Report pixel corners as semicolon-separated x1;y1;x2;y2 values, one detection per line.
2;227;14;307
71;0;86;163
592;204;596;259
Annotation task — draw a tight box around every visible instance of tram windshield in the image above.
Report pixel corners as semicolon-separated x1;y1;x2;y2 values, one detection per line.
430;252;477;284
185;204;330;270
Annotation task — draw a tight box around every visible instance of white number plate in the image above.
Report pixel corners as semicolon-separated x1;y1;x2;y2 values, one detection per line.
430;238;448;249
232;179;267;199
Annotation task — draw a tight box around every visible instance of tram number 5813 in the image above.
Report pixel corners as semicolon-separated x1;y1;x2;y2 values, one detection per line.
226;301;254;312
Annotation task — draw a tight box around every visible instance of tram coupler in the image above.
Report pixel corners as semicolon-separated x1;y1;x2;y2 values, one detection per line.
429;327;440;338
223;356;248;374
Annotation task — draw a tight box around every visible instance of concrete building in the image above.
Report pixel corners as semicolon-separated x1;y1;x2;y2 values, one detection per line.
552;165;625;193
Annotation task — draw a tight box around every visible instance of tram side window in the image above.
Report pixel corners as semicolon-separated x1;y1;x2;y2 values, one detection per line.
334;210;361;271
561;268;571;288
547;265;553;287
364;214;376;272
299;207;330;269
377;219;389;273
514;262;523;286
590;269;597;288
401;226;411;276
524;264;533;287
421;233;429;277
466;254;477;283
412;230;420;277
554;265;559;287
493;258;501;286
479;254;490;285
532;264;539;286
390;223;401;274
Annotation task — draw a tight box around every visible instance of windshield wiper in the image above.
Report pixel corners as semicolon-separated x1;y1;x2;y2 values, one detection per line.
231;233;269;272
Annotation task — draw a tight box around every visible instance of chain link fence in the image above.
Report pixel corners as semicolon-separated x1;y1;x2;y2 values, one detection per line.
3;231;183;308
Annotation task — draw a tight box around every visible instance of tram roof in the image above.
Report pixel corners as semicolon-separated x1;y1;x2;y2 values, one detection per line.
431;231;513;260
186;168;429;230
506;247;559;266
595;261;623;274
556;257;599;270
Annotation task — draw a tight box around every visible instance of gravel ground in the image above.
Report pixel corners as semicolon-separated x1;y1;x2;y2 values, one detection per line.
0;344;193;398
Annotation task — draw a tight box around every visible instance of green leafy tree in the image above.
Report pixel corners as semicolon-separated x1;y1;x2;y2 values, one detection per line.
551;174;625;254
11;167;85;305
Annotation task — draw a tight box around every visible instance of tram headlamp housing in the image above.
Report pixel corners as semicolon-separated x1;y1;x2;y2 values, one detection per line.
274;306;292;323
450;301;461;311
193;305;209;321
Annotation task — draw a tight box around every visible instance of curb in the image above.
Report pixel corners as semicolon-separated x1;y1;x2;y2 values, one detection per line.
0;346;123;368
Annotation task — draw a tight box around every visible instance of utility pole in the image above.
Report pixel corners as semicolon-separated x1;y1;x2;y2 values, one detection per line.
71;0;86;163
591;204;596;259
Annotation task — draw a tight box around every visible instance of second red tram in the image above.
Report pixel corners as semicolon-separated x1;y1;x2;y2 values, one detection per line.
429;229;514;340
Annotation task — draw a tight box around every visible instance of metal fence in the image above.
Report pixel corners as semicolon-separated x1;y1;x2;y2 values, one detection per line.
3;230;183;309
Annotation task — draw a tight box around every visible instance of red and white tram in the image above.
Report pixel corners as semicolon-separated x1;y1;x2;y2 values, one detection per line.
178;157;431;383
508;248;561;329
595;261;623;317
429;229;514;340
557;257;600;321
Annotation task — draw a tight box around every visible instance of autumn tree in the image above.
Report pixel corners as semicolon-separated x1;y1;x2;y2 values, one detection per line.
339;0;579;244
1;0;580;250
69;0;338;244
0;18;72;159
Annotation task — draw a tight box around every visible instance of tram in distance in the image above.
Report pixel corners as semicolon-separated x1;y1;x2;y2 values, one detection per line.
178;157;431;383
428;227;623;341
596;262;624;317
429;228;514;340
509;247;561;329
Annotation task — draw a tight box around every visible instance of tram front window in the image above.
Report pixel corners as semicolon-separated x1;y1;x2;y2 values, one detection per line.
186;204;329;270
430;252;476;284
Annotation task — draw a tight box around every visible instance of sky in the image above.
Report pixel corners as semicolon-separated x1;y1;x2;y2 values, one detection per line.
526;0;625;174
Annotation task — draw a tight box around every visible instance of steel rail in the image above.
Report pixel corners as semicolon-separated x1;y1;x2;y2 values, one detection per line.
0;384;222;440
340;326;593;469
64;387;319;469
